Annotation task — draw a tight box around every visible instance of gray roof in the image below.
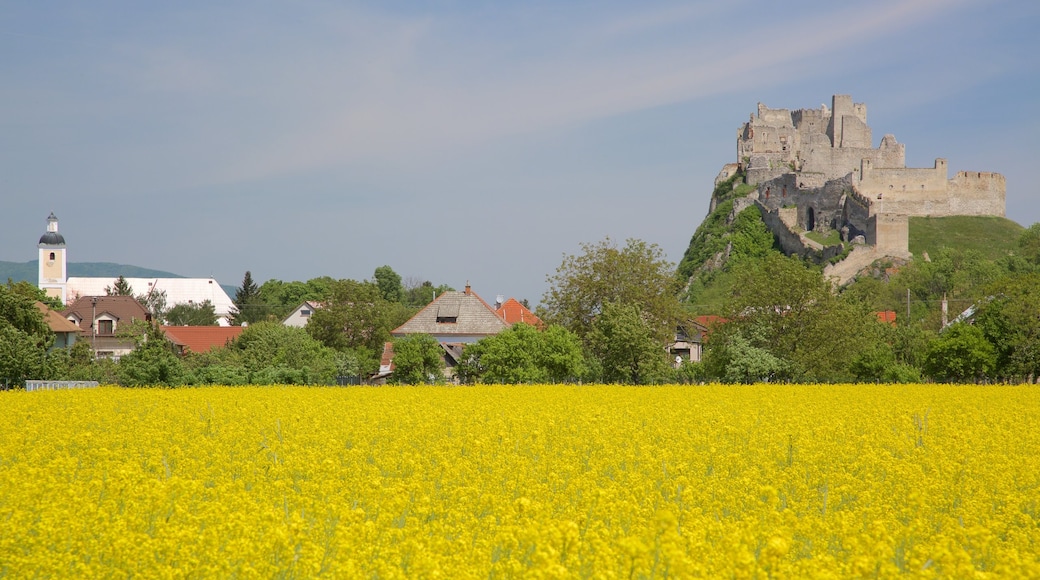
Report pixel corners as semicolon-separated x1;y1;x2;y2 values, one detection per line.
392;290;508;338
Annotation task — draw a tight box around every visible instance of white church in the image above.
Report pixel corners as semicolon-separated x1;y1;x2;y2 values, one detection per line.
37;213;236;326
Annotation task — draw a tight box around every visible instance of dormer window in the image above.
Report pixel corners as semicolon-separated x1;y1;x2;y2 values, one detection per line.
97;320;114;334
301;309;311;317
436;316;458;324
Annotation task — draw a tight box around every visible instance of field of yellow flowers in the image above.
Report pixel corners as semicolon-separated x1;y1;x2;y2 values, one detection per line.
1;384;1037;578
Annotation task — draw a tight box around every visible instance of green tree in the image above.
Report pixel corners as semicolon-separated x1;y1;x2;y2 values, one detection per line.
587;303;672;384
257;277;335;320
703;331;788;384
540;237;684;345
708;254;874;382
389;334;445;384
973;272;1040;381
116;323;185;387
456;323;585;384
230;322;338;384
1016;223;1040;267
373;266;404;303
307;279;412;373
166;300;219;326
232;271;269;325
403;279;454;308
0;282;53;387
136;289;168;323
923;322;996;383
105;276;134;296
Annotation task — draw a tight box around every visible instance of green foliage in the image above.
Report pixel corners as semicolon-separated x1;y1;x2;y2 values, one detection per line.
401;279;454;309
703;331;788;384
116;323;185;387
105;276;134;296
373;266;404;303
5;279;63;310
923;323;996;383
306;279;414;373
587;303;672;385
540;237;684;346
456;324;585;384
256;277;335;320
232;271;269;325
0;282;53;387
136;289;168;323
973;272;1040;381
166;300;218;326
389;334;445;385
231;322;338;384
705;254;875;382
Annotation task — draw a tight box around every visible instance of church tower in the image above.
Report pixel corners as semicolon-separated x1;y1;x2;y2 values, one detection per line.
38;212;68;304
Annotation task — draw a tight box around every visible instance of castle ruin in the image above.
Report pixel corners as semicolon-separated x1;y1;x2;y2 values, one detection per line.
718;95;1006;280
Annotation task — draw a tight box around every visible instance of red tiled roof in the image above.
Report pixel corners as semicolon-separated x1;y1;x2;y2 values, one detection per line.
162;326;244;354
875;311;897;326
495;298;543;328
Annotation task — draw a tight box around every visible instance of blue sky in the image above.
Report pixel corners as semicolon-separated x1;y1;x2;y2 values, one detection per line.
3;0;1038;305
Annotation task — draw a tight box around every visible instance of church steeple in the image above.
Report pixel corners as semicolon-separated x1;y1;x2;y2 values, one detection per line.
38;212;68;304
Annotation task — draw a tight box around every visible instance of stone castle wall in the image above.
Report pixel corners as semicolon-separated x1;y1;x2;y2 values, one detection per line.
727;93;1005;266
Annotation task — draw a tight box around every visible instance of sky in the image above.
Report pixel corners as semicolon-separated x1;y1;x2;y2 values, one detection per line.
3;0;1039;306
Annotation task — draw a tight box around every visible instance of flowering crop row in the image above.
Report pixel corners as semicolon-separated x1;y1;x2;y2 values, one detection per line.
1;385;1038;578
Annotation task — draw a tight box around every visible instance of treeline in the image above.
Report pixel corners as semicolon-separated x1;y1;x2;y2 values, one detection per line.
8;222;1040;386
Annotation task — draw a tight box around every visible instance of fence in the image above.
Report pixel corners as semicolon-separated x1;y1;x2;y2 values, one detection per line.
24;380;100;392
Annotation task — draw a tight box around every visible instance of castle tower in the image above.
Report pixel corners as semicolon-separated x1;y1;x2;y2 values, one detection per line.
38;212;68;304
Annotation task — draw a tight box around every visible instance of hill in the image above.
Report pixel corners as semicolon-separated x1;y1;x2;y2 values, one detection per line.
1;261;184;284
908;216;1024;262
676;174;1026;313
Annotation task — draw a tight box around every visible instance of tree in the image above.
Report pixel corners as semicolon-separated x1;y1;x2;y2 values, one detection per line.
703;331;788;384
306;279;412;373
973;272;1040;381
137;289;168;324
166;300;219;326
587;303;672;384
230;322;338;384
540;237;685;345
0;282;52;387
456;323;585;384
706;254;874;382
1017;223;1040;267
105;276;134;296
403;278;453;308
373;266;404;303
116;323;185;387
923;322;996;383
389;334;445;384
231;271;269;325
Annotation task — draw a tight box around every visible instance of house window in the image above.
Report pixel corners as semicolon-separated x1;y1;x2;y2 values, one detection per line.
436;316;458;324
301;309;311;317
97;320;114;334
49;252;56;261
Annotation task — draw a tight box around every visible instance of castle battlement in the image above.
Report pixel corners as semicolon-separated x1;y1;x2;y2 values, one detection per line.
727;94;1006;280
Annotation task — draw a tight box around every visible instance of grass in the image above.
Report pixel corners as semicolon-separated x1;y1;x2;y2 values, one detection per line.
909;216;1023;262
804;230;842;247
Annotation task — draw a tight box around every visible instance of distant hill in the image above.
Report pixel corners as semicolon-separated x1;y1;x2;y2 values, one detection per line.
908;216;1024;262
1;261;184;285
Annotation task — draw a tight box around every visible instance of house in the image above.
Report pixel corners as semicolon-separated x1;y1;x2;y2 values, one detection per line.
668;315;724;366
34;301;82;350
494;297;543;328
391;284;509;343
372;341;465;385
62;295;151;360
283;301;323;328
162;326;244;356
379;284;511;383
66;277;235;326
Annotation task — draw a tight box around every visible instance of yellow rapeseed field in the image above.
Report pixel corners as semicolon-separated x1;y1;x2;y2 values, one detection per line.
1;385;1038;578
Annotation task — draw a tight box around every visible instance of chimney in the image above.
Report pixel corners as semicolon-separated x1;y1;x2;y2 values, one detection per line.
464;281;471;295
